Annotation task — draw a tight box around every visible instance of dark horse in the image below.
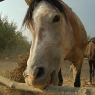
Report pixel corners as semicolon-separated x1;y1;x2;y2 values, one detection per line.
23;0;87;89
86;37;95;83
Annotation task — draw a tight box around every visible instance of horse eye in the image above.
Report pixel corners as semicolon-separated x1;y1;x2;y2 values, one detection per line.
53;15;60;23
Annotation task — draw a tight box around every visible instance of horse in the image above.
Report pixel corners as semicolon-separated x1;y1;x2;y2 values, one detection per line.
86;38;95;83
23;0;87;89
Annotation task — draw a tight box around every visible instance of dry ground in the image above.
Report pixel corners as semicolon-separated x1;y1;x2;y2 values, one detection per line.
0;59;95;95
61;59;95;87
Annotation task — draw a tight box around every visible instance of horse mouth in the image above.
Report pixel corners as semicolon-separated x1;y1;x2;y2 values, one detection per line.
47;72;53;85
46;70;55;86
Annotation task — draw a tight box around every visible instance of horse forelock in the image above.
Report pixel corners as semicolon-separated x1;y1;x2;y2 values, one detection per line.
22;0;67;27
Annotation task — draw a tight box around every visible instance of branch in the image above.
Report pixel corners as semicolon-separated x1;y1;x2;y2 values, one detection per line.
0;75;95;95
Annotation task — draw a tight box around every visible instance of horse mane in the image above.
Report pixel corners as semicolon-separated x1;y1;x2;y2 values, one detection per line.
88;37;95;44
22;0;67;27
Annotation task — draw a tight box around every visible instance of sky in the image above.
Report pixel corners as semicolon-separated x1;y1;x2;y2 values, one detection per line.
0;0;95;41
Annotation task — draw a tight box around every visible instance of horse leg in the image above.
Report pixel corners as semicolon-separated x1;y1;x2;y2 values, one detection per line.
72;59;83;87
93;61;95;78
58;69;63;86
92;62;94;78
89;60;92;83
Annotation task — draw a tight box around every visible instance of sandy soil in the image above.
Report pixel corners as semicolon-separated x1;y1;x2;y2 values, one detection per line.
0;61;17;74
61;59;95;87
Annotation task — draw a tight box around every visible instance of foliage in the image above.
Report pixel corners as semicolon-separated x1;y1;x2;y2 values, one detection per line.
0;14;31;58
87;34;91;41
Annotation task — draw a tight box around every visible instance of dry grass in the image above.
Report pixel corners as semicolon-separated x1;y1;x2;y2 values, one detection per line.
0;53;38;95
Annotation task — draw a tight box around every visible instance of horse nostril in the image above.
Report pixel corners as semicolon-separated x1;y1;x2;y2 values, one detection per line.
36;67;44;79
23;67;45;79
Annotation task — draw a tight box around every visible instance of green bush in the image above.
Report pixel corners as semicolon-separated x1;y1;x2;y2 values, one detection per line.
0;14;31;58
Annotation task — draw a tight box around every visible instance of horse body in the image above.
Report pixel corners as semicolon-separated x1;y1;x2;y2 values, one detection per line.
86;41;95;83
23;0;87;89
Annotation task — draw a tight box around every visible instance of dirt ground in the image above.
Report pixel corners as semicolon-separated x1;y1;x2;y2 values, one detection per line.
0;59;95;95
61;59;95;87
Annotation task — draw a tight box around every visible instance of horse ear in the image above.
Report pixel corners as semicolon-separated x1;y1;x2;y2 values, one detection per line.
58;0;61;1
25;0;32;6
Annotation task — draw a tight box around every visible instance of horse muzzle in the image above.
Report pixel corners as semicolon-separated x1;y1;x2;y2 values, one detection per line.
23;67;58;89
